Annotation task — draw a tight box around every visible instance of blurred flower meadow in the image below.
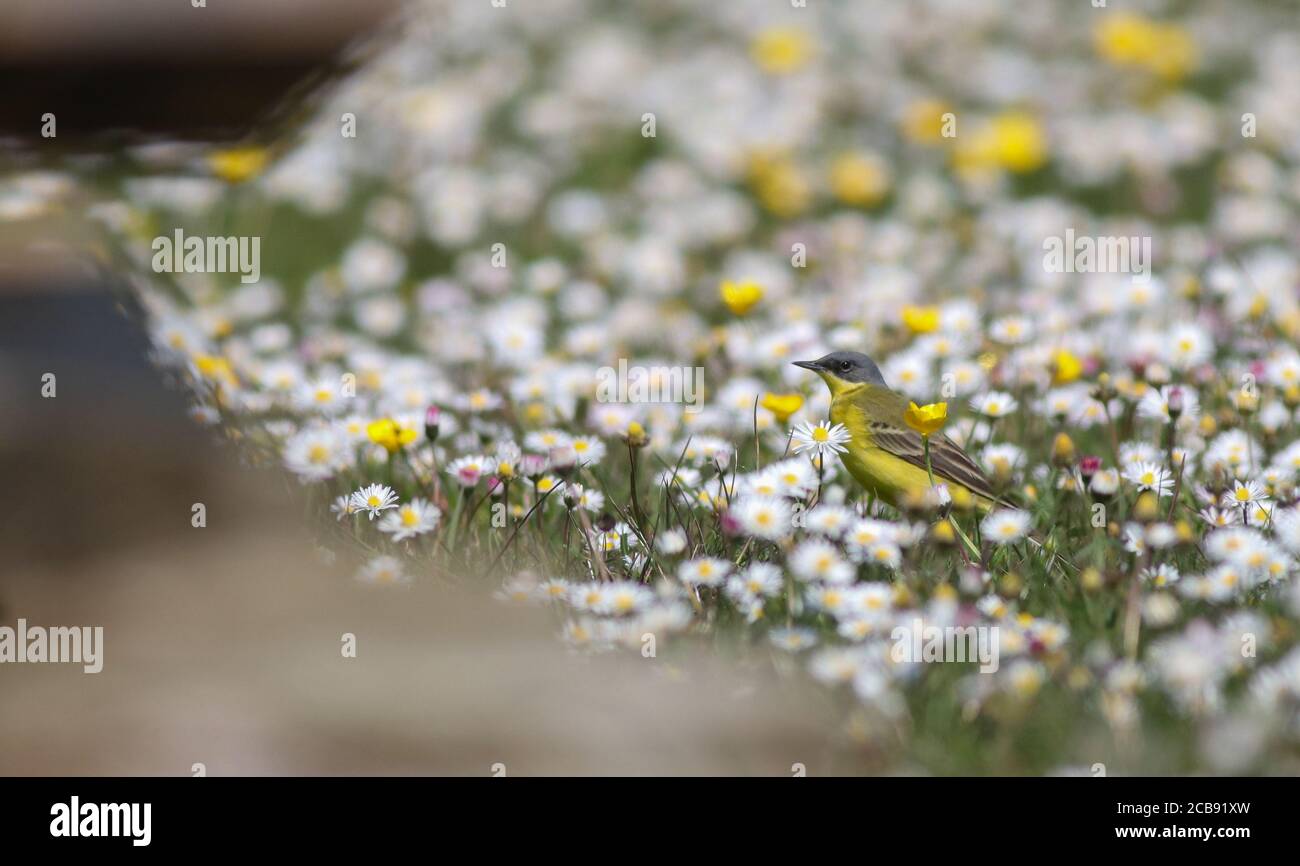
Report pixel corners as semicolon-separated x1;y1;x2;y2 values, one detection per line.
15;0;1300;773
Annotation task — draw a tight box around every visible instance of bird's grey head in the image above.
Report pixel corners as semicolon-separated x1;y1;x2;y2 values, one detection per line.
793;351;886;384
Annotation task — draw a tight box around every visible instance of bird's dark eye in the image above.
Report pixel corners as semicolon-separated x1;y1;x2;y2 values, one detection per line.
840;361;851;371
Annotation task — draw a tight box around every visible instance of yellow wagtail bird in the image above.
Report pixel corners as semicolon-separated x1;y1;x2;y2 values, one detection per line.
793;352;1003;512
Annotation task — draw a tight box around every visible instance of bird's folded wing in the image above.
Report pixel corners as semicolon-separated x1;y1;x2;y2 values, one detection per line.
868;422;1002;503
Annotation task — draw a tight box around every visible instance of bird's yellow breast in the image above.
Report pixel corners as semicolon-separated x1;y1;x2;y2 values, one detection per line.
830;392;933;506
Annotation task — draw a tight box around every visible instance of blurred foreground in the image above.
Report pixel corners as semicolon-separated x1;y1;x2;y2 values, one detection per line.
0;287;843;775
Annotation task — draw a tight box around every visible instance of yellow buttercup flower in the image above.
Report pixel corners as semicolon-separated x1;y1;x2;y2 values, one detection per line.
953;111;1047;176
904;401;948;437
1095;13;1196;81
828;151;889;207
750;27;813;75
901;305;941;334
366;418;418;453
989;112;1047;173
1051;348;1083;385
193;354;238;388
720;279;764;315
760;392;804;423
746;152;811;217
625;421;648;447
901;99;953;144
208;147;270;184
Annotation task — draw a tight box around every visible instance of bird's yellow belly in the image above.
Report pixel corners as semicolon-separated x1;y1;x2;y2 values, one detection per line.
827;385;997;512
839;445;933;507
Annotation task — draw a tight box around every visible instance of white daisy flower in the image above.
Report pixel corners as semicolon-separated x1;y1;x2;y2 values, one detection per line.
350;483;400;520
980;508;1032;544
789;539;855;584
447;454;492;487
1222;478;1268;509
678;557;732;587
356;555;408;586
769;626;818;652
804;504;854;538
732;562;785;597
283;426;348;481
377;498;442;541
970;391;1019;418
791;420;851;457
1123;461;1174;496
731;495;793;540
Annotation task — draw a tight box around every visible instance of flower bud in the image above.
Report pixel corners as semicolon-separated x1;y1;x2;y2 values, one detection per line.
550;446;577;478
947;485;975;513
1091;372;1116;401
1166;386;1185;420
930;519;957;546
424;405;441;442
1235;387;1259;416
998;572;1023;598
1050;432;1076;468
521;453;549;479
562;483;582;509
1133;491;1161;523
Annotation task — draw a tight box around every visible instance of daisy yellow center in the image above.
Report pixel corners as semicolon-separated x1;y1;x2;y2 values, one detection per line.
812;428;829;442
308;444;330;463
401;509;419;526
367;495;381;507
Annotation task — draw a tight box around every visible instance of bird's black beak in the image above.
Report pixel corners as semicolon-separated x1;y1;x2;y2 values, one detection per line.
793;360;820;372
